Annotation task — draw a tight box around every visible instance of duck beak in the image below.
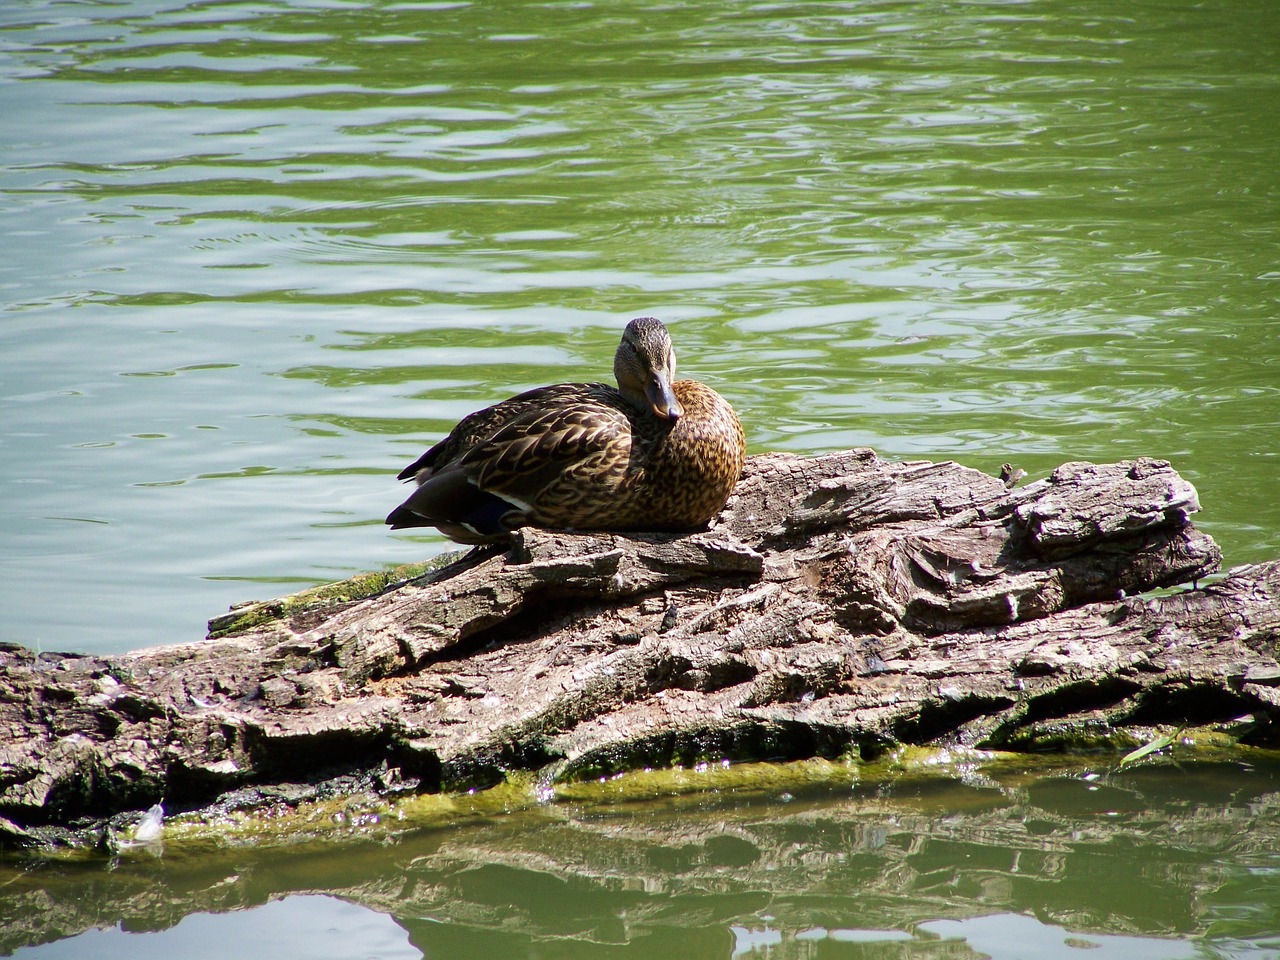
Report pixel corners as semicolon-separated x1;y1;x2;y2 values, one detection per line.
647;371;683;421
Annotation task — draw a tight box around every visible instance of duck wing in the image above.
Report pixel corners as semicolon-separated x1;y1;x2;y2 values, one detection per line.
459;393;635;514
396;382;604;482
388;384;636;539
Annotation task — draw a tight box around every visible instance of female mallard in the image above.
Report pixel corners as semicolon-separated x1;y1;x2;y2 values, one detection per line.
386;317;745;544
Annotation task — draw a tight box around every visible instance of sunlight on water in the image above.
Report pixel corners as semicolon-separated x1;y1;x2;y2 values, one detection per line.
3;0;1277;654
1;1;1279;951
9;895;420;960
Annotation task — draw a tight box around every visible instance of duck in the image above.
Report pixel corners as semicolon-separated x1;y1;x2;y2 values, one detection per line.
386;317;746;544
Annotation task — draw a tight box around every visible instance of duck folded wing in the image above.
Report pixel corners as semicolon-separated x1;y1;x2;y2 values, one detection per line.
396;383;609;484
385;462;516;541
462;401;637;519
388;395;638;540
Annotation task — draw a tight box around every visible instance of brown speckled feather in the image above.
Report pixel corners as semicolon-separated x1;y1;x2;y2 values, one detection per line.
395;383;602;484
387;319;746;543
462;388;638;518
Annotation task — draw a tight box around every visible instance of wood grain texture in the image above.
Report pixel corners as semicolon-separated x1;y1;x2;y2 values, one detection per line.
3;449;1276;848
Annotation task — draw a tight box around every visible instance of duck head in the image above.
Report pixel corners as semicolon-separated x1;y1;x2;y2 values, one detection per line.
614;317;683;421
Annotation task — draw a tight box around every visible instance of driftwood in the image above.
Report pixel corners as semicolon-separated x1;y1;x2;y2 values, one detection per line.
2;449;1279;848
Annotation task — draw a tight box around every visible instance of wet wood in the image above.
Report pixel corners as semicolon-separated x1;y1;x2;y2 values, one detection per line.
2;449;1278;847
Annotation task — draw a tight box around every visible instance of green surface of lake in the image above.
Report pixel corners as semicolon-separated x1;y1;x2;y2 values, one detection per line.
1;0;1278;956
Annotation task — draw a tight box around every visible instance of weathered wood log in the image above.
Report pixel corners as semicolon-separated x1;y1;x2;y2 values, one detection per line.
2;449;1278;849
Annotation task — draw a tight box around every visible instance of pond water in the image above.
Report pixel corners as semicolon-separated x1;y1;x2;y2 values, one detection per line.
4;757;1280;959
1;0;1278;956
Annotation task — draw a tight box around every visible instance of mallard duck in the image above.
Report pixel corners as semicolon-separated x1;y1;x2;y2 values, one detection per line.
386;317;746;544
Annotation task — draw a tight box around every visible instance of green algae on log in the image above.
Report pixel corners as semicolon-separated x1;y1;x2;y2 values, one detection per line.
2;449;1279;851
205;558;452;639
4;750;1280;953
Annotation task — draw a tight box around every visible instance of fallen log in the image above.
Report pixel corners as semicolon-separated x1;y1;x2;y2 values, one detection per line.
3;449;1278;849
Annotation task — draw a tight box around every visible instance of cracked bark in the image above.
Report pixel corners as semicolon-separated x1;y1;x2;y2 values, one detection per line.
2;449;1277;848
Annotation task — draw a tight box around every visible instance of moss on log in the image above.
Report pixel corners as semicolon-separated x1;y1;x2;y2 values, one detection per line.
2;449;1278;851
2;752;1279;951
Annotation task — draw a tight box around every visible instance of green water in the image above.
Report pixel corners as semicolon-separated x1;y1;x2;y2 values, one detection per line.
3;757;1280;958
1;0;1278;955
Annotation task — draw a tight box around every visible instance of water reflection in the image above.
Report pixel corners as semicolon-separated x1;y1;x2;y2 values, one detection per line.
10;896;420;960
4;761;1280;958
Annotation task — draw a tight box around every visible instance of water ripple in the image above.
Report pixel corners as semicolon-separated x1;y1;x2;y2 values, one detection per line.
1;0;1277;654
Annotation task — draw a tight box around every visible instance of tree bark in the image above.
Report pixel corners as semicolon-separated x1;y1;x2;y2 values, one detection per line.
2;449;1278;847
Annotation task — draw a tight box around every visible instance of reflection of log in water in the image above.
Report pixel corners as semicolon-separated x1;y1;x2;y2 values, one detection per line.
2;450;1279;849
1;761;1277;954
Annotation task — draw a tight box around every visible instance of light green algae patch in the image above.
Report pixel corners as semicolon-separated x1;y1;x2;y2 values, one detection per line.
547;757;866;804
82;729;1275;861
87;777;542;862
20;727;1279;863
205;555;461;638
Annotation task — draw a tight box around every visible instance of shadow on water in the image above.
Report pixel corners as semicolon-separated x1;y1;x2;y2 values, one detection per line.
4;759;1280;958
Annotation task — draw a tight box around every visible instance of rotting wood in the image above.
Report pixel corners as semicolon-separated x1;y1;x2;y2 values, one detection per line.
2;449;1277;850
